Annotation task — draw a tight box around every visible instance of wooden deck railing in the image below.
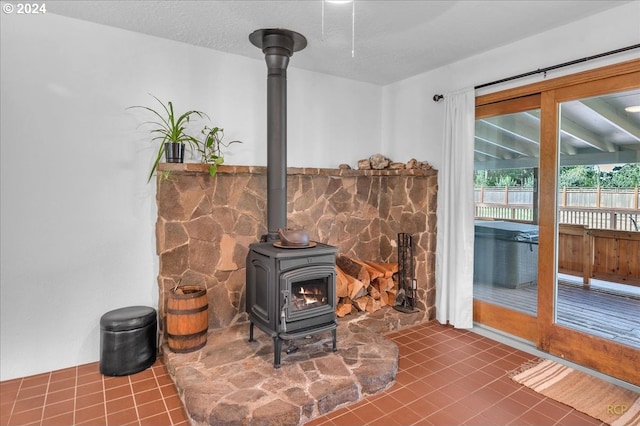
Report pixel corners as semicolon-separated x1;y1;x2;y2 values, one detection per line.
475;186;640;231
558;224;640;287
475;204;534;222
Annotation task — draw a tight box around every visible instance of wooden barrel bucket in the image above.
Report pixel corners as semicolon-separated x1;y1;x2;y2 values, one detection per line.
165;286;208;353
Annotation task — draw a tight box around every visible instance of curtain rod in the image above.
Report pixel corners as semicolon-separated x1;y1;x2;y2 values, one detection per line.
432;44;640;102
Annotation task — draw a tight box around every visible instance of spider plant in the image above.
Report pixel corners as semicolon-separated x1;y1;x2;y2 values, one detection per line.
129;95;208;182
199;125;242;176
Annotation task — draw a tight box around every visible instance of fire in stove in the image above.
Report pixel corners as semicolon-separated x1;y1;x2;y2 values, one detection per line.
291;280;329;311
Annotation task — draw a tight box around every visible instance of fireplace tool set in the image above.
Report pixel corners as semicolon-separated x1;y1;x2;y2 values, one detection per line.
394;233;418;313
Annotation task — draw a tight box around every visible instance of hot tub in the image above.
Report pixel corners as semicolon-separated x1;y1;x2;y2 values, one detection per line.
474;220;538;288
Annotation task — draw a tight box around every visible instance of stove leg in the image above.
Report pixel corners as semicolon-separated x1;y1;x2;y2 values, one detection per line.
273;337;282;368
249;322;255;342
332;329;337;352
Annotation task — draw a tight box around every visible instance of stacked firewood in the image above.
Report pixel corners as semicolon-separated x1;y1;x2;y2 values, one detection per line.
335;255;398;317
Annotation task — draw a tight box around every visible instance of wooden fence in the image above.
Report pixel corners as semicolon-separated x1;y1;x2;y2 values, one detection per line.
475;204;640;231
475;186;640;209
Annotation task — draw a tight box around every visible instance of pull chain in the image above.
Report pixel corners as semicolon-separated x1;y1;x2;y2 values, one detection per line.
321;0;355;58
351;1;355;58
321;0;325;41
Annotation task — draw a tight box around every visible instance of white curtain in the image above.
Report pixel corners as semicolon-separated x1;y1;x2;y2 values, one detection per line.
435;88;476;328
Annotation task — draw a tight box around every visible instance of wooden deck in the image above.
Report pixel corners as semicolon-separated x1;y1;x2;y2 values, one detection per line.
473;277;640;348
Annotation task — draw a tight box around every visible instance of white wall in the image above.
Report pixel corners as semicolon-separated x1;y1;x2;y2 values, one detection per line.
382;1;640;170
0;13;380;380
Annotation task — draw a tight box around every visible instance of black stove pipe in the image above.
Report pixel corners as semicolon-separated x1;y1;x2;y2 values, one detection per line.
250;28;307;242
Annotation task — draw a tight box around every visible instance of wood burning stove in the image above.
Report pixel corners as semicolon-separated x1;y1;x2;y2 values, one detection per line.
246;28;338;368
246;242;337;367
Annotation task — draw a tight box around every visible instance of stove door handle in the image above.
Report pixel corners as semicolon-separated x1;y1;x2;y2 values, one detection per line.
281;290;290;332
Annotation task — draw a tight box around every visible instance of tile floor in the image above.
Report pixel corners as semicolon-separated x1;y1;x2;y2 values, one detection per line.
305;322;603;426
0;358;188;426
0;322;603;426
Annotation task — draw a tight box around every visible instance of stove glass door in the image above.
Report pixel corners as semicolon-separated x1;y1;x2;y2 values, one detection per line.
281;264;336;323
290;277;329;312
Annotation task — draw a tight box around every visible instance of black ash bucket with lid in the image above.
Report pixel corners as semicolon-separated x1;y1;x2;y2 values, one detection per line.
99;306;157;376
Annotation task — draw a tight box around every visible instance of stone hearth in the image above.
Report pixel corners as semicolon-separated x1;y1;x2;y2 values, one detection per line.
156;164;437;424
163;307;427;426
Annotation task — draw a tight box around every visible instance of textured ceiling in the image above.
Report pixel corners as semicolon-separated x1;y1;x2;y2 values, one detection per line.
44;0;632;85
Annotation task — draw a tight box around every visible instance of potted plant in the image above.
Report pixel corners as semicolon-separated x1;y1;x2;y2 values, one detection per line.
129;95;207;182
198;125;242;176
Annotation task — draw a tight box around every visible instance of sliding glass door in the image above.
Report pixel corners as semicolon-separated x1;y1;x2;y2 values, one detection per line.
541;77;640;384
473;95;541;343
555;87;640;349
473;60;640;385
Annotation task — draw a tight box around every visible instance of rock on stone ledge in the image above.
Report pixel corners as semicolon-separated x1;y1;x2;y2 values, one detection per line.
356;155;435;171
369;153;390;170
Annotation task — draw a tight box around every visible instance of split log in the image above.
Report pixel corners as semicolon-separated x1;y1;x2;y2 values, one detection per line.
336;255;370;287
334;256;401;317
365;297;375;313
353;296;369;312
386;289;397;305
379;290;388;306
373;277;395;292
356;296;381;313
366;298;381;313
335;266;350;298
352;285;368;300
351;259;384;280
371;280;389;306
363;261;398;278
368;284;381;300
344;273;366;301
336;301;352;318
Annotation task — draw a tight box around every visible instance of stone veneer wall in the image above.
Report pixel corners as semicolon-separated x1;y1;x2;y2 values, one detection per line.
156;163;437;331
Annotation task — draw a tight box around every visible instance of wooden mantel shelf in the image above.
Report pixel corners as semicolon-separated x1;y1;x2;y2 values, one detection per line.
158;163;437;177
